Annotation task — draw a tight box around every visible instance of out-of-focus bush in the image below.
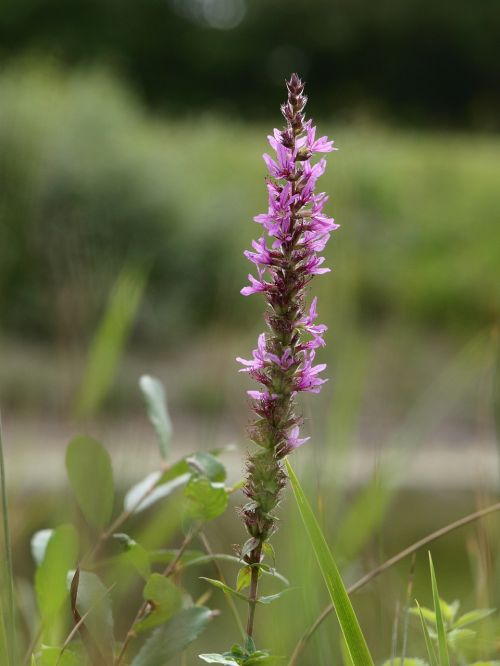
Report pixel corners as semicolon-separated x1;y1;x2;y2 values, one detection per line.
0;62;498;350
0;63;243;345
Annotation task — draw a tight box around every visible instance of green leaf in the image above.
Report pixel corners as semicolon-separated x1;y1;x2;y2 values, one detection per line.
38;646;81;665
31;529;54;567
35;525;79;623
439;599;459;624
135;574;183;633
140;375;172;460
113;534;151;580
184;477;228;521
236;567;252;592
66;436;114;529
285;460;374;666
416;601;439;666
124;462;190;513
446;628;476;651
258;589;292;604
200;578;249;603
454;608;495;628
428;553;450;666
74;263;148;419
409;606;436;626
199;655;239;665
187;452;226;482
131;606;214;666
68;570;114;660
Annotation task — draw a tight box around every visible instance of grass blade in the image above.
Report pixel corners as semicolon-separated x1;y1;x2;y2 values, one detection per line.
415;601;438;666
285;459;374;666
0;414;15;665
428;553;450;666
74;262;148;419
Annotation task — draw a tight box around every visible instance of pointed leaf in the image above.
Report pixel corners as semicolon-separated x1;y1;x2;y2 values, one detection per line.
200;578;249;602
66;437;114;529
140;375;172;460
416;601;438;666
286;460;374;666
131;606;214;666
428;553;450;666
454;608;495;628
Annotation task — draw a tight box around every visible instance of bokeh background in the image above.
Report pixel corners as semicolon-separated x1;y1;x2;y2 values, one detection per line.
1;0;499;663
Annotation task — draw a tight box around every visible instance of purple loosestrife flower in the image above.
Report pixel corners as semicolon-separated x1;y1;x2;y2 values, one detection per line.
236;73;337;641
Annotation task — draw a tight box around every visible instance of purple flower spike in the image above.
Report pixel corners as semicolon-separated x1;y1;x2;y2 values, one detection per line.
239;73;336;458
236;75;337;640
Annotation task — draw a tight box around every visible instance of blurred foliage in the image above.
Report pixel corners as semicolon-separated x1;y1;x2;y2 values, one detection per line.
0;0;499;129
0;63;498;349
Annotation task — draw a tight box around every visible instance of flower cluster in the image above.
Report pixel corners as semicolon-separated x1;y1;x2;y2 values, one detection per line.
238;73;337;458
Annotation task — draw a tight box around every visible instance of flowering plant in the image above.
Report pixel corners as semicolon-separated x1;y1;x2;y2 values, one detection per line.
235;72;337;645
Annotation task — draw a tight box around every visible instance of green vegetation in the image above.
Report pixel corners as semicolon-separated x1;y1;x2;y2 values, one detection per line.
0;63;498;351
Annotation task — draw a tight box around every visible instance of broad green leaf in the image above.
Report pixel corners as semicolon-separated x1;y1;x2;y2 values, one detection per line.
131;606;214;666
187;452;226;482
416;601;438;666
35;525;79;623
184;477;228;521
140;375;172;460
428;553;450;666
75;264;148;419
135;574;183;633
66;437;114;529
31;530;54;567
200;578;249;603
68;570;114;660
113;534;151;580
39;646;80;665
285;460;374;666
454;608;495;628
124;463;190;513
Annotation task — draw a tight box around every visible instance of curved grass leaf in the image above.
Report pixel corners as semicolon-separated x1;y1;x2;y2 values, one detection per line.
285;459;374;666
139;375;172;460
416;601;438;666
75;263;148;419
66;436;114;529
428;553;450;666
131;606;214;666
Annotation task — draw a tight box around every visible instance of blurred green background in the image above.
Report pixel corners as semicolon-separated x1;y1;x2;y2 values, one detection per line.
1;0;499;663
